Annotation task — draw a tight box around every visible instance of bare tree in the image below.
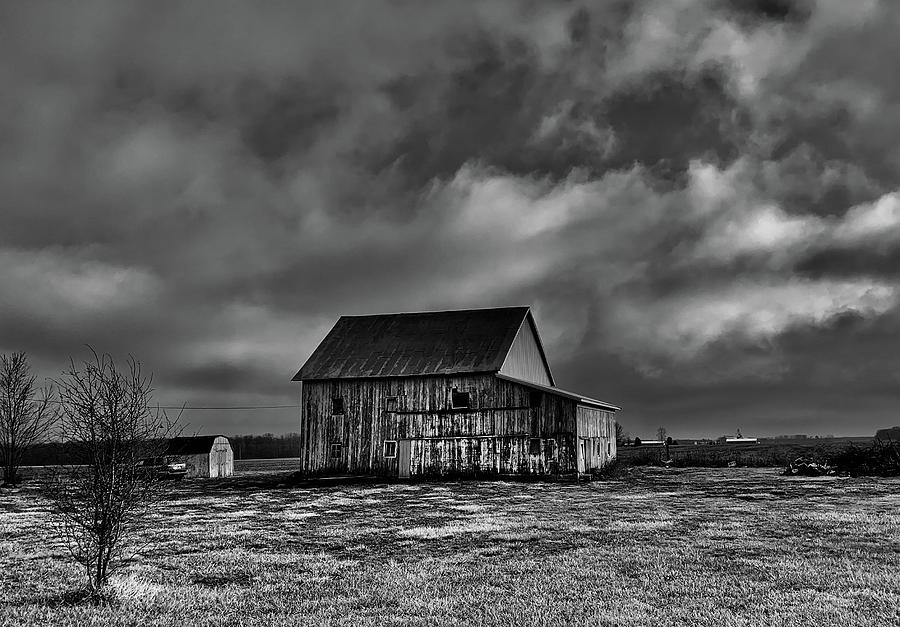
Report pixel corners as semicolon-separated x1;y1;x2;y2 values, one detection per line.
0;352;56;486
656;426;667;442
45;350;181;598
614;421;629;446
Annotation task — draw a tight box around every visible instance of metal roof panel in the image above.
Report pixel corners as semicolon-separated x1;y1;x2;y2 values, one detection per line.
293;307;530;380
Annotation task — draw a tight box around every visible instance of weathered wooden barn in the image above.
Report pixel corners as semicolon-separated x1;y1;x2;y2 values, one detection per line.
292;307;619;479
166;435;234;478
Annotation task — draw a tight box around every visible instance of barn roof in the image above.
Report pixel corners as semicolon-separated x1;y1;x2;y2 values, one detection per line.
495;373;620;411
166;435;226;456
293;306;547;380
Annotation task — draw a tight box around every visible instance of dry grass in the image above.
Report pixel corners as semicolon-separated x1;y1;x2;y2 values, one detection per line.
233;458;302;474
1;467;898;626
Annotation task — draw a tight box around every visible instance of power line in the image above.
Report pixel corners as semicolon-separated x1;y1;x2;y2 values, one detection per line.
40;399;299;411
160;405;298;410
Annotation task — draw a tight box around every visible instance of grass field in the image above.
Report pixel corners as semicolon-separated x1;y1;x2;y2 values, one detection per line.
1;467;898;626
234;457;303;474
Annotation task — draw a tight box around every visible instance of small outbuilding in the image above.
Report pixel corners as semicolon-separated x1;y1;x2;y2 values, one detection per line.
166;435;234;478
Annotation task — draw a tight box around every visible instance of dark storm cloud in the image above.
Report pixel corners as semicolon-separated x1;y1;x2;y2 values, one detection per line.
2;0;899;436
723;0;815;24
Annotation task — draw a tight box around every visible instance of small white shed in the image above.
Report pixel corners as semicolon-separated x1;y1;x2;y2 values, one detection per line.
166;435;234;478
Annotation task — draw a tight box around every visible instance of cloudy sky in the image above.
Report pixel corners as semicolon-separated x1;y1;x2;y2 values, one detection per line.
2;0;898;438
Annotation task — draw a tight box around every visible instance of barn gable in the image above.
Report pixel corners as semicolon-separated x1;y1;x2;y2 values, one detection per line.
497;311;554;386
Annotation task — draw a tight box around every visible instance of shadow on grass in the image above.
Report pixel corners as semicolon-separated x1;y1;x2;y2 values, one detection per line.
42;587;113;608
172;471;589;497
191;573;255;588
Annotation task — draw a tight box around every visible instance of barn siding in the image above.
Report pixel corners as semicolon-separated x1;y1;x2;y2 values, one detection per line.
498;319;552;386
299;374;581;477
576;405;617;472
182;453;210;478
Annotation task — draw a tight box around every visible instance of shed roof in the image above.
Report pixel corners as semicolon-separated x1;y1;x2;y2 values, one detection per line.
496;373;620;411
166;435;227;456
293;307;544;380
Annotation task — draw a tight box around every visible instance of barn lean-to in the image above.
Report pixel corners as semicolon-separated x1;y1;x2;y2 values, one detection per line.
292;307;619;479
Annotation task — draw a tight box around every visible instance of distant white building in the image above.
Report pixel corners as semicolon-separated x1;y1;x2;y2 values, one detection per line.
719;428;757;444
724;437;758;444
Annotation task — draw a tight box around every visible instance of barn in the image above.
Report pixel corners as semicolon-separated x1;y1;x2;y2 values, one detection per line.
292;306;620;479
166;435;234;478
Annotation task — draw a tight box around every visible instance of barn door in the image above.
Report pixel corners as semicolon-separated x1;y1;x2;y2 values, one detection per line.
578;439;587;474
397;440;411;479
217;449;226;477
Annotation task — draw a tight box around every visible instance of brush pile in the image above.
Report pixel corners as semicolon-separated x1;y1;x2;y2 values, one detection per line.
784;457;834;476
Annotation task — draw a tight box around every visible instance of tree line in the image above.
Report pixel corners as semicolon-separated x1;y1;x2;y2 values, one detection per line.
229;433;300;460
19;432;302;466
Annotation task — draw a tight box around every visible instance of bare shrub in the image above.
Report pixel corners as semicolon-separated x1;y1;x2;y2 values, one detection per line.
0;352;57;485
590;458;625;480
614;421;629;446
45;349;181;600
827;439;900;477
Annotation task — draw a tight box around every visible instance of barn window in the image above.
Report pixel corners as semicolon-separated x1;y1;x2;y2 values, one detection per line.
330;443;342;458
529;391;542;408
546;439;557;457
451;388;470;409
385;396;398;412
607;442;612;456
331;397;344;415
596;441;603;456
383;440;397;458
529;438;542;456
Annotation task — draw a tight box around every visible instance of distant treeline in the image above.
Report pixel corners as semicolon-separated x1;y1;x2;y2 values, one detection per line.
228;433;300;460
20;433;302;466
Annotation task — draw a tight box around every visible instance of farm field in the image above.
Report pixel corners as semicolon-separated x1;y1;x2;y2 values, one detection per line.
618;437;877;467
1;467;898;626
234;457;302;474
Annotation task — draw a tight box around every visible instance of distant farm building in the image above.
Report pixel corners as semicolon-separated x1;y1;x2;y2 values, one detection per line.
717;429;758;444
876;426;900;441
166;436;234;478
292;307;620;479
717;436;759;444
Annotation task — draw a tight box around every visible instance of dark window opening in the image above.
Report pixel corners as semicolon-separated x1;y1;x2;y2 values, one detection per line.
529;438;542;456
607;442;612;456
385;396;398;412
546;439;557;458
383;440;397;458
529;391;543;408
330;443;342;458
451;389;470;409
332;397;344;415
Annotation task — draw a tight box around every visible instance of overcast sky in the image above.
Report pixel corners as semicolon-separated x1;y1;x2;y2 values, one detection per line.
2;1;898;438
